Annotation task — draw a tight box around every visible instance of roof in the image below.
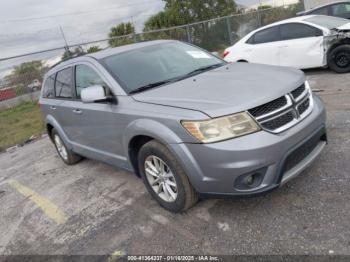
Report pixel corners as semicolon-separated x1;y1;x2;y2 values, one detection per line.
253;15;318;31
48;40;176;73
303;1;350;13
88;39;175;59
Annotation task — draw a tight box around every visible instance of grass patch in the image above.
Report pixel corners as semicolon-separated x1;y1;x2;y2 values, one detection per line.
0;101;45;151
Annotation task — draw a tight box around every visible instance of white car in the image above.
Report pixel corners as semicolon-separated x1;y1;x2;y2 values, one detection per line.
224;15;350;73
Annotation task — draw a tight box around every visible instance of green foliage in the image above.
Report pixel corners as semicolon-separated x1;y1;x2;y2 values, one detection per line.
61;47;85;60
108;22;135;47
258;5;272;10
143;0;238;51
5;60;48;88
258;2;304;26
0;101;45;151
87;46;102;53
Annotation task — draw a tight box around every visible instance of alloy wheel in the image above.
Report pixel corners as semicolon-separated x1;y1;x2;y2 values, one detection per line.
144;155;178;203
54;134;68;161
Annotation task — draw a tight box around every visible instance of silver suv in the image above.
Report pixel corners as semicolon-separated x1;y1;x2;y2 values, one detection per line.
40;40;327;212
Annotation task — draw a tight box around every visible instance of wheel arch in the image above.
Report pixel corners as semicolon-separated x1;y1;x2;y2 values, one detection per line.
45;115;73;150
327;41;350;60
124;119;185;177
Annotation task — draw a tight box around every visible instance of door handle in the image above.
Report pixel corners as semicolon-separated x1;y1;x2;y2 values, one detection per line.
278;45;288;48
50;106;56;110
73;109;83;114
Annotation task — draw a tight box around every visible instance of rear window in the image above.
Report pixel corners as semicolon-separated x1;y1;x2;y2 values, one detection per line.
55;68;73;98
280;23;322;40
42;74;55;98
304;15;349;29
248;26;280;44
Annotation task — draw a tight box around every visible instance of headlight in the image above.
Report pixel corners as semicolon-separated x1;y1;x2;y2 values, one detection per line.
181;112;261;143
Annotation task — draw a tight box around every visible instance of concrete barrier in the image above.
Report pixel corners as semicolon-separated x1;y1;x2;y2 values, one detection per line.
0;91;40;111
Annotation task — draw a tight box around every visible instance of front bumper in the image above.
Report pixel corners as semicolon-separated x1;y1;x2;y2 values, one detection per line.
169;95;327;196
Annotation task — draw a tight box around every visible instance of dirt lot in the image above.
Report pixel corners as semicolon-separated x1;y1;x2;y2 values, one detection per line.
0;69;349;256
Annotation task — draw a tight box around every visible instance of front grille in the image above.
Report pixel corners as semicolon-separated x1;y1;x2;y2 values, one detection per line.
248;83;312;133
282;130;326;174
249;96;287;118
298;98;310;115
291;84;305;100
261;112;294;130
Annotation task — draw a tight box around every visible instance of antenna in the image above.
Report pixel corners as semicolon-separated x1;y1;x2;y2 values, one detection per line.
59;26;71;56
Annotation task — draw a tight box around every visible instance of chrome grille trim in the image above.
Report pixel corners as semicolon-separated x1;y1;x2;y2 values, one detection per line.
255;95;292;121
248;82;314;134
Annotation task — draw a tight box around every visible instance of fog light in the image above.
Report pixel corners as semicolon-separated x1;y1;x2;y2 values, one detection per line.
234;168;266;191
244;174;255;186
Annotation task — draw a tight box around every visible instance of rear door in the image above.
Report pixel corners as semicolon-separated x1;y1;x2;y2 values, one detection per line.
52;67;77;140
245;25;281;66
279;23;325;68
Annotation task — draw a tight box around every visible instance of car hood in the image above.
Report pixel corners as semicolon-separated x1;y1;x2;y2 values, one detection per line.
132;63;305;118
337;22;350;31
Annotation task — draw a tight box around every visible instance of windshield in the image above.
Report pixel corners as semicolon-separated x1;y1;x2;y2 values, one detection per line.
304;15;349;29
101;42;225;93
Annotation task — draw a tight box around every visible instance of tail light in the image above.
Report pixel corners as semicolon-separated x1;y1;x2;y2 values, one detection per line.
223;50;230;58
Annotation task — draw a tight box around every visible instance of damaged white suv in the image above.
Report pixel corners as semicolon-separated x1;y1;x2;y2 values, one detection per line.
224;15;350;73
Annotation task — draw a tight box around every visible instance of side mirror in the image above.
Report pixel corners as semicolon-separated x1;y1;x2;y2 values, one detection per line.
81;85;114;103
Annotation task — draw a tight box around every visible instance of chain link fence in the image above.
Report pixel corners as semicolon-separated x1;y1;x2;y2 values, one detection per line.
0;3;303;111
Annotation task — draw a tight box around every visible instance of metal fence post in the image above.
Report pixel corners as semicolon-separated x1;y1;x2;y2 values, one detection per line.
226;17;233;45
186;25;191;43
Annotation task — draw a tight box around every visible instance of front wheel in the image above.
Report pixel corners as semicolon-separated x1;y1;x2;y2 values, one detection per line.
328;45;350;73
138;140;198;212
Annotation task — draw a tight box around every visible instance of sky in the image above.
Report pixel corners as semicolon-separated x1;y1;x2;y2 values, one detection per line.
0;0;268;77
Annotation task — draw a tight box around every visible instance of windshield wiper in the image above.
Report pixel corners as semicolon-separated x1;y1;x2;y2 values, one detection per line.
129;79;175;94
185;63;225;77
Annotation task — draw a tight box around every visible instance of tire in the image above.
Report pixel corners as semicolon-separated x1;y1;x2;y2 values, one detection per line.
328;45;350;73
138;140;198;212
51;128;82;165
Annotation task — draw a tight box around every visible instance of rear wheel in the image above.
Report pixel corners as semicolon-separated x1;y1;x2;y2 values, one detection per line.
51;128;82;165
138;140;198;212
328;45;350;73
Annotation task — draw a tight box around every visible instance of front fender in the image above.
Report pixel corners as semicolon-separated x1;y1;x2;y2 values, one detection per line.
123;119;184;153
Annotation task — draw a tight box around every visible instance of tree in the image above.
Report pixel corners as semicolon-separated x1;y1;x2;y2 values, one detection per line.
87;46;102;53
145;0;237;30
61;46;85;60
108;22;135;47
5;60;48;90
143;0;238;51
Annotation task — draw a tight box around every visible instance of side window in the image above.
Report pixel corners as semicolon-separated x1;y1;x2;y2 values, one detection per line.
331;3;350;18
311;6;330;15
280;23;322;40
55;68;73;98
42;74;55;98
248;26;280;44
75;65;106;99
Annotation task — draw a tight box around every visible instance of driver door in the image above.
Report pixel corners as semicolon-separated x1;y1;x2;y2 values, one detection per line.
63;63;125;166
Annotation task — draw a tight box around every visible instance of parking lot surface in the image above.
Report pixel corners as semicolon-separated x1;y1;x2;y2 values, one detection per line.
0;69;349;256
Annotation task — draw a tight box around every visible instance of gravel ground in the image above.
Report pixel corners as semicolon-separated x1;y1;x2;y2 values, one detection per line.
0;69;349;257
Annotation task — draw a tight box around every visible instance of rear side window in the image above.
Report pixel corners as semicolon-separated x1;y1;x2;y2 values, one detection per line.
75;65;106;99
248;26;280;44
55;68;73;98
280;23;322;40
42;74;55;98
331;3;350;17
311;6;330;15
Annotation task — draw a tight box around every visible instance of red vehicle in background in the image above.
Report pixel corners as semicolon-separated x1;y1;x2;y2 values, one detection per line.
0;87;16;101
